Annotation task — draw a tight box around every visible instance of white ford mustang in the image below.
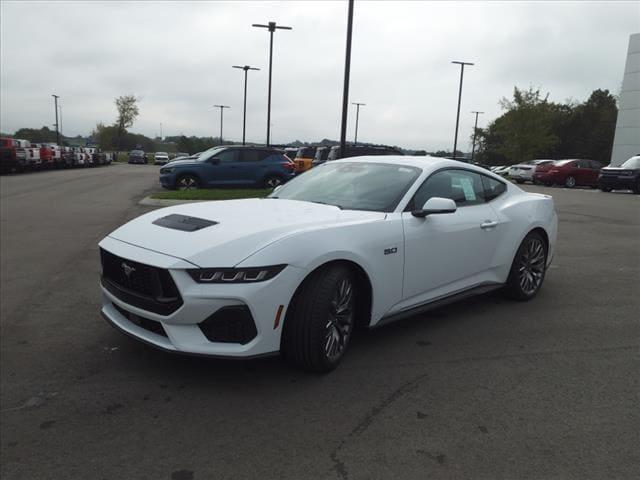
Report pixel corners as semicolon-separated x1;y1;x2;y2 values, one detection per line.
99;156;557;372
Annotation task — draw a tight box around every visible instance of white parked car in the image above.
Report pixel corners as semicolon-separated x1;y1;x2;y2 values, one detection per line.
154;152;170;165
99;157;557;372
508;159;555;184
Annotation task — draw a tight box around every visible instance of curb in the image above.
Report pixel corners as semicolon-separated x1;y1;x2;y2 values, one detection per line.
139;196;208;207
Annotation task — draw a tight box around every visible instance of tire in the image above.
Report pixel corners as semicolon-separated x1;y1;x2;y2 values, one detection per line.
515;179;525;184
263;175;285;189
564;176;576;188
600;186;612;192
633;181;640;195
281;264;356;373
176;174;200;190
504;231;548;301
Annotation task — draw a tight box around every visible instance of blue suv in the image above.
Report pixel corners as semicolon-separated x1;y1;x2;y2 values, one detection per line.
159;146;295;190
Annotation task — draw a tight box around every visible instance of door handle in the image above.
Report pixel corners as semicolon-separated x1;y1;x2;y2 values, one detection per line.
480;220;498;229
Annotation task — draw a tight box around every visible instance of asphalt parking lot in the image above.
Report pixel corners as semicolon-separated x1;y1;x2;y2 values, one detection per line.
1;165;639;480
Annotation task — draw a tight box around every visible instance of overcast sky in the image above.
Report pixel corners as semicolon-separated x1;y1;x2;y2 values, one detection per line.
1;1;638;150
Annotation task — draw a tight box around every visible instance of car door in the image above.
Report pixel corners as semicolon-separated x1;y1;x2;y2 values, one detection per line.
205;148;240;187
587;160;602;185
237;148;265;185
401;169;501;306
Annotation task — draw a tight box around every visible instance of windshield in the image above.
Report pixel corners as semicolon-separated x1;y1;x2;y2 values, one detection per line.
621;157;640;169
270;162;421;212
130;150;143;155
196;146;225;161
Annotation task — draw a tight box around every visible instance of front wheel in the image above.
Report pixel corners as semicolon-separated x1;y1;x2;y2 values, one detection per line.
176;174;200;190
505;231;548;301
565;176;576;188
600;186;612;192
282;265;356;373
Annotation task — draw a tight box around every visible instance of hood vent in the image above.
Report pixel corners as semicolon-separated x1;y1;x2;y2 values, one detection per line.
152;214;218;232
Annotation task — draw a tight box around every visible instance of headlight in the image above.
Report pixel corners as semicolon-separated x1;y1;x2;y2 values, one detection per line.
188;265;286;283
160;167;174;174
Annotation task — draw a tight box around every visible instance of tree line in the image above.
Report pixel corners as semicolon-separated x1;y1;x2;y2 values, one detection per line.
474;87;617;166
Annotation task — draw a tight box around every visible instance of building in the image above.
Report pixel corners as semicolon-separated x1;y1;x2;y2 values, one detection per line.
610;33;640;166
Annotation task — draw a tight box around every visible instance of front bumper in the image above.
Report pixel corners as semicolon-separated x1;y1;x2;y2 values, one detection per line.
99;237;306;358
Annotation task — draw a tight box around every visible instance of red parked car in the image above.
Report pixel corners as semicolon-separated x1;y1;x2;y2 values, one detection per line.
38;144;54;168
533;159;603;188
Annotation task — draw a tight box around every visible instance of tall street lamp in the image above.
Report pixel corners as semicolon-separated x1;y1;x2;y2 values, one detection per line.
339;0;355;158
451;61;474;160
252;21;292;147
52;94;60;145
58;105;63;141
232;65;260;145
470;110;484;161
214;105;231;145
352;102;365;145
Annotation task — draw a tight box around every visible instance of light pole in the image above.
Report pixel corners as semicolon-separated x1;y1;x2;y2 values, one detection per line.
160;122;163;140
451;61;474;160
352;102;365;145
214;105;231;144
52;94;60;145
252;21;292;147
470;110;484;161
232;65;260;145
58;105;63;141
340;0;355;158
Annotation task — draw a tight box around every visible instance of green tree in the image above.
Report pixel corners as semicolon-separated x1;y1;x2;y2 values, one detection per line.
114;95;139;150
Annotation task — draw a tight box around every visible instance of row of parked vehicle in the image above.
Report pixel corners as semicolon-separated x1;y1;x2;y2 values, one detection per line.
490;156;640;193
286;145;404;173
126;150;190;165
0;137;114;174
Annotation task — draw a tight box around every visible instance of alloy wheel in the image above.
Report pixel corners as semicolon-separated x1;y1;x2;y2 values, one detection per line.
324;278;354;362
265;176;283;188
565;176;576;188
177;176;198;190
518;238;546;296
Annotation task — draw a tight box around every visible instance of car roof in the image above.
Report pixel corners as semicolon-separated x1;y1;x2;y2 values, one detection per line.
332;155;493;173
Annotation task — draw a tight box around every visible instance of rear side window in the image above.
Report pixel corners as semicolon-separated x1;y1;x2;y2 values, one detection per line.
481;175;507;201
215;149;239;163
240;149;269;162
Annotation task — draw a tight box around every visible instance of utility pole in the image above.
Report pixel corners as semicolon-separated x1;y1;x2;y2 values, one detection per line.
339;0;355;158
352;102;365;145
252;21;292;146
58;105;63;141
470;110;484;161
214;105;231;144
160;122;163;140
52;94;60;145
233;65;260;145
451;61;474;160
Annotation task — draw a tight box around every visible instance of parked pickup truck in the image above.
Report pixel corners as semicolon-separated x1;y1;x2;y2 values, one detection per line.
15;139;41;168
1;137;20;173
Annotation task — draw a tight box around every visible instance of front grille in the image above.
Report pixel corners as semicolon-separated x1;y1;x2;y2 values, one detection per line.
100;248;183;315
112;303;168;337
198;306;257;344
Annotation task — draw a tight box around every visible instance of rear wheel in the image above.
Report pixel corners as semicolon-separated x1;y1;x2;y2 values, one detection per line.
176;174;199;190
263;175;284;189
282;264;356;373
565;176;576;188
633;181;640;194
515;179;525;184
505;231;548;301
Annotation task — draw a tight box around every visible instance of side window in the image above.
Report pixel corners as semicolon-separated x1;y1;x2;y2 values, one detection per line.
481;175;507;201
214;149;239;163
239;149;262;162
590;160;602;169
408;169;486;210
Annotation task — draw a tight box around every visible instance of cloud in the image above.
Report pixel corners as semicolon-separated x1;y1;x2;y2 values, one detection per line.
1;0;638;150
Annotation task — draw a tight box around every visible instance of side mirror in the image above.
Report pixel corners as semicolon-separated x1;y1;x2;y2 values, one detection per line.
411;197;457;218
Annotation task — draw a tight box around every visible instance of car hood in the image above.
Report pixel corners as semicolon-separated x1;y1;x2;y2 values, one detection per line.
163;159;199;168
106;198;386;267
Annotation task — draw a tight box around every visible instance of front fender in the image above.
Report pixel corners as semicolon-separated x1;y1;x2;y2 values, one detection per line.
236;217;405;323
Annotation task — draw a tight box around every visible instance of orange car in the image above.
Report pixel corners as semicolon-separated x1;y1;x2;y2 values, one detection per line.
293;146;317;173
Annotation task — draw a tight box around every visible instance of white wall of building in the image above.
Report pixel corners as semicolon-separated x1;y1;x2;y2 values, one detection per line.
610;33;640;166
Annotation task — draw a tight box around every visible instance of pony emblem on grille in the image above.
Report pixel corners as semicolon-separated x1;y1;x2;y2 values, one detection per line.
121;262;136;278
